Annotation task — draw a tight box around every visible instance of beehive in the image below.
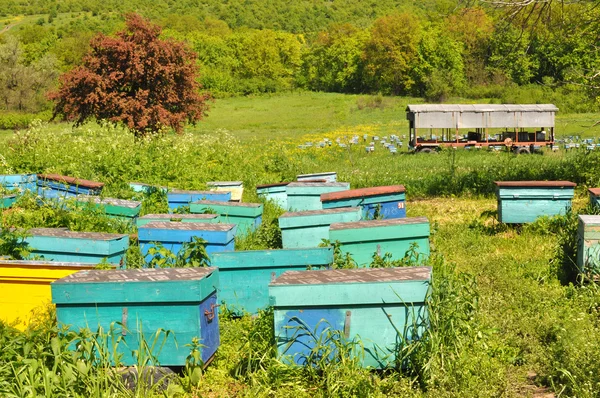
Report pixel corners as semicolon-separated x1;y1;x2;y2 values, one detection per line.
269;267;431;369
256;182;289;209
1;194;16;209
52;267;220;366
328;217;430;267
167;190;231;212
37;174;104;199
279;207;362;249
75;196;141;219
25;228;129;265
0;173;37;194
321;185;406;219
129;182;167;194
286;182;350;211
207;181;244;202
211;247;333;315
589;188;600;209
297;172;337;183
577;215;600;274
0;260;98;330
495;181;576;223
136;213;219;227
138;221;236;259
190;200;263;235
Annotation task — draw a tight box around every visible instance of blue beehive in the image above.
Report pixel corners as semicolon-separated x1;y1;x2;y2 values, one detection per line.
256;182;289;210
320;185;406;219
37;174;104;199
136;213;219;227
25;228;129;266
51;267;220;366
495;181;576;223
167;190;231;212
0;174;37;194
129;182;167;194
210;247;333;315
138;221;236;260
270;267;431;369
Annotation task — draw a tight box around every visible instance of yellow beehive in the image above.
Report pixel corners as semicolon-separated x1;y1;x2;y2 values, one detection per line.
0;260;97;330
208;181;244;202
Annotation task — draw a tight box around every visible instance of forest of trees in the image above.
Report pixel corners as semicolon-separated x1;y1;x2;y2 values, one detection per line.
0;0;599;117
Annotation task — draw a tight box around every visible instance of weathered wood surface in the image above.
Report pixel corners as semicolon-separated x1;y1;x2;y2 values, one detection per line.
25;228;129;265
0;260;97;330
207;181;244;202
279;207;362;249
211;247;333;315
321;185;406;219
286;182;350;211
297;172;337;183
495;181;575;223
270;267;431;369
190;200;263;234
52;267;220;366
136;213;219;227
329;217;430;267
138;221;236;258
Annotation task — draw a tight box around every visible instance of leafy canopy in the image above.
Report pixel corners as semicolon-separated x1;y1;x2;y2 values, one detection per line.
49;13;211;136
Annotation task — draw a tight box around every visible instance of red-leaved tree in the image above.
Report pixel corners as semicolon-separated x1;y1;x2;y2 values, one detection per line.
49;14;211;136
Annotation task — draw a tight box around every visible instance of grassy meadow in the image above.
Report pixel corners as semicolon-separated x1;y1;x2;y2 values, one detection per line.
1;93;600;397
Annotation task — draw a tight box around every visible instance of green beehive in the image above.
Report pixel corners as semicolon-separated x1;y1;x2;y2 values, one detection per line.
256;182;289;210
190;200;263;235
286;182;350;211
1;194;17;209
495;181;576;224
75;196;141;220
270;267;431;369
279;207;362;249
577;215;600;274
329;217;430;267
136;213;219;227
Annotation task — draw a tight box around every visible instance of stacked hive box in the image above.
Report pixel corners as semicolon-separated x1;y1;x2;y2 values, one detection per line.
286;182;350;211
329;217;430;267
269;267;431;369
495;181;576;223
136;213;219;227
211;247;333;315
190;200;263;235
167;189;231;212
321;185;406;219
52;267;220;366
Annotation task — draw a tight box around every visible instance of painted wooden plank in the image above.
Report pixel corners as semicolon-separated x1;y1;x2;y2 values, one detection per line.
207;181;244;202
577;215;600;273
52;267;220;366
0;260;99;330
75;196;141;218
210;247;333;315
286;182;350;211
256;182;289;209
167;190;231;212
138;221;236;259
297;172;337;183
0;173;37;194
329;217;430;267
269;267;431;369
0;194;17;209
25;228;129;265
279;207;362;249
321;185;406;219
136;213;219;227
190;200;263;234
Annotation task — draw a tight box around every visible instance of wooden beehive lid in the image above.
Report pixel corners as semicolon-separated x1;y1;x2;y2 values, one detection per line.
53;267;215;284
321;185;405;201
0;259;99;268
139;213;218;220
494;180;576;188
169;189;217;195
330;216;428;231
207;181;243;187
77;195;141;208
192;200;262;208
28;228;127;240
589;188;600;196
280;207;360;218
578;215;600;226
140;221;235;231
271;266;431;286
287;182;348;188
37;174;104;189
256;182;290;189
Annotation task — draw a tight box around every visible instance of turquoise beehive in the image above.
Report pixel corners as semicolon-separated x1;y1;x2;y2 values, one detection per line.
270;267;431;369
51;267;220;367
286;182;350;211
256;182;289;210
190;200;263;235
136;213;219;227
577;215;600;274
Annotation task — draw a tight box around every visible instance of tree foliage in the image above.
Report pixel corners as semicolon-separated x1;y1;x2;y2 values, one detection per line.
49;13;211;136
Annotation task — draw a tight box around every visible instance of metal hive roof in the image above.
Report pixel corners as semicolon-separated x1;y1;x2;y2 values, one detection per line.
406;104;558;113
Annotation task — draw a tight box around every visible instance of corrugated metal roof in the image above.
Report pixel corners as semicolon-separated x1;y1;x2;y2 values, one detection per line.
406;104;558;113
